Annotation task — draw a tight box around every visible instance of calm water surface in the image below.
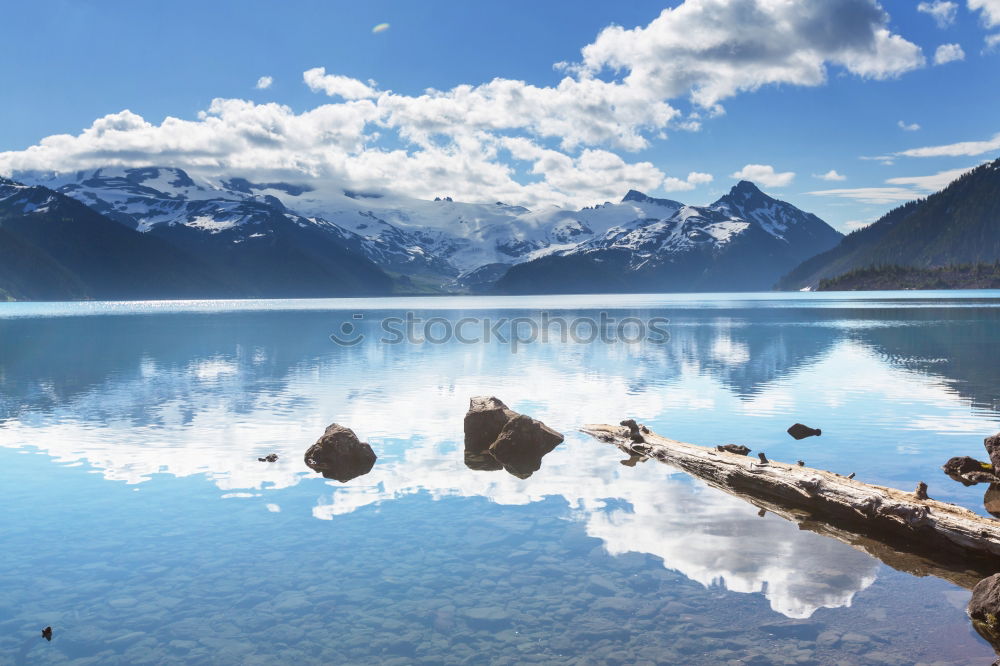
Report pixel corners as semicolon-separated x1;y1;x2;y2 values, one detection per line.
2;291;1000;665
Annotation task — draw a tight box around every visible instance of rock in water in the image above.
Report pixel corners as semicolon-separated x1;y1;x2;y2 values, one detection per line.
41;626;52;641
943;456;997;486
716;444;751;456
985;484;1000;518
464;396;517;453
985;433;1000;470
463;396;563;477
969;574;1000;656
464;450;503;472
787;423;822;440
304;424;377;482
258;453;278;463
490;414;565;478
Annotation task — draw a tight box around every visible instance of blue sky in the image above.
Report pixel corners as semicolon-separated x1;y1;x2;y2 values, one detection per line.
1;0;999;231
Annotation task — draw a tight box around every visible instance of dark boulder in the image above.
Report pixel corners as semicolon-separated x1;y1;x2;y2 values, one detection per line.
986;433;1000;470
490;414;565;478
464;396;517;453
787;423;822;440
943;456;997;486
463;396;563;478
986;485;1000;519
969;574;1000;656
304;424;377;482
716;444;751;456
258;453;278;463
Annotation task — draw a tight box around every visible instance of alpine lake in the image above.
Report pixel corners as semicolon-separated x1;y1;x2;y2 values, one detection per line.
3;291;1000;665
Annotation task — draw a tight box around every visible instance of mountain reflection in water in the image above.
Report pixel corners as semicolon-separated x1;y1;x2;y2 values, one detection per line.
1;294;999;626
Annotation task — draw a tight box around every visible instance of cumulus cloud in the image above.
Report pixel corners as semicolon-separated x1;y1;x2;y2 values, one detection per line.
578;0;923;111
731;164;795;187
255;76;273;90
0;0;925;208
987;32;1000;50
662;171;714;192
809;165;976;203
898;120;921;131
918;1;958;27
933;43;966;63
303;67;378;100
969;0;1000;27
814;169;846;181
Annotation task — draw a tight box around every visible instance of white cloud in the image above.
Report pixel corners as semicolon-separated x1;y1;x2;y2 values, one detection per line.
969;0;1000;28
859;155;895;166
896;131;1000;157
303;67;378;100
502;137;666;202
579;0;923;111
809;165;976;203
844;218;876;231
255;76;273;90
897;120;921;131
814;169;846;181
918;1;958;28
933;43;966;64
807;186;917;204
662;171;714;192
885;166;976;191
730;164;795;187
0;0;925;208
987;32;1000;50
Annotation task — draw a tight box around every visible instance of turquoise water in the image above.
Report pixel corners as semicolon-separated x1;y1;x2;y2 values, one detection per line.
2;292;1000;664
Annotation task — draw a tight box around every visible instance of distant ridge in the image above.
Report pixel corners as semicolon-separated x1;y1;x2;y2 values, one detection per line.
778;158;1000;290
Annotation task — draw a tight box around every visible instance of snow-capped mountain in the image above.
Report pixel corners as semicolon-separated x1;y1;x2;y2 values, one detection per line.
12;167;841;296
1;172;394;300
495;182;843;293
16;167;694;282
0;177;227;301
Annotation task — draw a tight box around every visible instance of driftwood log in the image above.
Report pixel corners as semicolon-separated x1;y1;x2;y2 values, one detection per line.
583;423;1000;586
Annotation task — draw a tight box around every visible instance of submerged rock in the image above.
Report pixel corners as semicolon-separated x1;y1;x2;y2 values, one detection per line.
463;450;503;472
463;396;563;478
787;423;822;440
41;626;52;642
304;424;377;482
969;574;1000;657
257;453;278;463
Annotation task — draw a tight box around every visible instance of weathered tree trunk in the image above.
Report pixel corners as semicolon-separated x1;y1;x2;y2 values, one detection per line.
583;423;1000;585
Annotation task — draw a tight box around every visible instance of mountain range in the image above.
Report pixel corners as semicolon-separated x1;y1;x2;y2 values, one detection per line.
495;183;842;293
1;166;845;300
2;159;997;300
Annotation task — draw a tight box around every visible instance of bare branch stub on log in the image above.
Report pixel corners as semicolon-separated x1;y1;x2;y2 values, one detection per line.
582;423;1000;585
